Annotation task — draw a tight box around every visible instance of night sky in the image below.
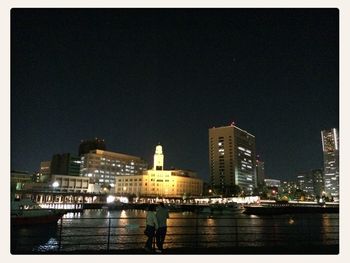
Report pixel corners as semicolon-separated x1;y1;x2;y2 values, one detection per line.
11;8;339;182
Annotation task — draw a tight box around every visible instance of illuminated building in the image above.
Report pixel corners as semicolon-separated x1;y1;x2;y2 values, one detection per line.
280;180;298;195
80;149;148;189
39;160;51;182
11;170;34;191
51;174;90;193
208;124;256;195
321;128;339;201
297;169;325;199
264;178;281;188
114;144;203;197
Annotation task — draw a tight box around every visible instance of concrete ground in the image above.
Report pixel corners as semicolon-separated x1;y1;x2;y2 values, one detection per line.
13;245;339;255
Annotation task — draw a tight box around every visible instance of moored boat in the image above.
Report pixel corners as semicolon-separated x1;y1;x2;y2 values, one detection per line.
11;198;66;226
200;202;244;214
243;202;339;215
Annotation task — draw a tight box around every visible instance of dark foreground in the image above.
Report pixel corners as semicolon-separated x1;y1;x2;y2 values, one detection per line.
13;245;339;255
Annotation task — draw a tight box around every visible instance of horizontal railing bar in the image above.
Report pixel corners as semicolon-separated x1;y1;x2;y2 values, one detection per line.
61;217;340;221
60;225;337;229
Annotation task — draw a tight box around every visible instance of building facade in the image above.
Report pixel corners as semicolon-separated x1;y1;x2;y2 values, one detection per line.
51;153;81;177
114;145;203;197
321;128;339;201
38;160;51;182
209;124;256;195
51;174;90;193
80;149;148;188
11;170;34;191
297;169;324;199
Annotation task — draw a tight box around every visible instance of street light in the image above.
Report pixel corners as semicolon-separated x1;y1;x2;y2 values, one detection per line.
52;181;59;191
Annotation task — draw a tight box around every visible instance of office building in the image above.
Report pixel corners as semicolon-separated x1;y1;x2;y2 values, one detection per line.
321;128;339;201
297;169;325;199
51;153;81;177
280;180;298;195
209;124;256;195
80;149;148;188
114;144;203;197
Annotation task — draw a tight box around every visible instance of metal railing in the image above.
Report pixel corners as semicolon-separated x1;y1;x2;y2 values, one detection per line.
11;215;339;253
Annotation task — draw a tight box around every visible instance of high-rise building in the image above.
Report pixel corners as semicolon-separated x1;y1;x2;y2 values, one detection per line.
80;149;148;188
256;157;265;186
79;138;106;156
208;124;256;195
311;169;324;198
321;128;339;201
296;169;325;199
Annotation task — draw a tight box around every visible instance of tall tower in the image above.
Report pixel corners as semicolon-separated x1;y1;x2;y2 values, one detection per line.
321;128;339;201
153;144;164;170
256;157;265;186
209;124;256;196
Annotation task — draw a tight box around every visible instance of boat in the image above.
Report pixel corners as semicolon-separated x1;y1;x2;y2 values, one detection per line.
11;197;66;226
243;202;339;215
200;202;244;214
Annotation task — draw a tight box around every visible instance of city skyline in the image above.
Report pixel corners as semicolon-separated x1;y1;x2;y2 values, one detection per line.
11;9;339;182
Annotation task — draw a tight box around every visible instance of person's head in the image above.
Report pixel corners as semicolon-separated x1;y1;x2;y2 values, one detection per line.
159;202;165;208
148;204;157;211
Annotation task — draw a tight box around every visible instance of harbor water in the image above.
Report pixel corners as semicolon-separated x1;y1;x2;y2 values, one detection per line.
11;209;339;253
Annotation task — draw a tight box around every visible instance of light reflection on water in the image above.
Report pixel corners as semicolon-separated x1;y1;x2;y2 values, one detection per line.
11;209;339;253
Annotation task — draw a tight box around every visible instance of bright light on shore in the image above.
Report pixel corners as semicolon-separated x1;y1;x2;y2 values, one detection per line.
52;181;59;188
106;195;115;203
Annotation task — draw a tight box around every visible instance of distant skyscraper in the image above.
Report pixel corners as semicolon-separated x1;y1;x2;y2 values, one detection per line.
321;128;339;201
256;157;265;186
208;124;256;195
296;169;325;199
79;138;106;156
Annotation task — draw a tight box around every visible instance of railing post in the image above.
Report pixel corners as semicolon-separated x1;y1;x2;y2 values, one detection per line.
195;215;199;248
235;218;238;247
153;233;156;250
58;216;63;252
107;217;111;252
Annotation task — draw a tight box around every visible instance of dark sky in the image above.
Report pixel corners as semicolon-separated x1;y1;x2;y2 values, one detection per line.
11;8;339;182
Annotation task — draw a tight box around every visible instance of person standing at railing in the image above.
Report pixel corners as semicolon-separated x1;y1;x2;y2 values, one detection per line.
144;204;158;252
155;202;169;253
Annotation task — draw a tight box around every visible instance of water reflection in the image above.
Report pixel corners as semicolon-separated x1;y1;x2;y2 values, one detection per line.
11;210;339;253
11;224;59;253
